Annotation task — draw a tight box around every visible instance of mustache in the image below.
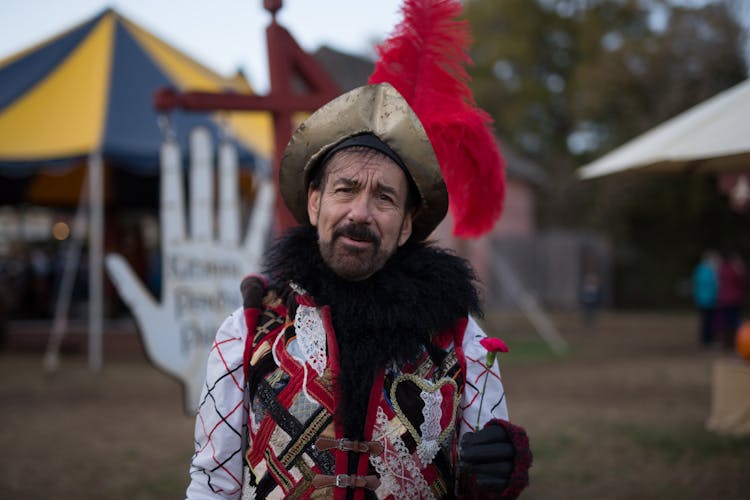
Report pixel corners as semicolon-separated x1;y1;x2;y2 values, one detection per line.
333;223;379;244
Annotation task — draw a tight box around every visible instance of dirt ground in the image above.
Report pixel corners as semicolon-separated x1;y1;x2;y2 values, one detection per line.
1;311;749;499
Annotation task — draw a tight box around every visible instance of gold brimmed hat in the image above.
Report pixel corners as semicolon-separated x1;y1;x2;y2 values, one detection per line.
279;82;448;241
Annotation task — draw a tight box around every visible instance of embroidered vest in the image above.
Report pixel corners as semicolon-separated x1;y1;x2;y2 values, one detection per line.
240;279;467;499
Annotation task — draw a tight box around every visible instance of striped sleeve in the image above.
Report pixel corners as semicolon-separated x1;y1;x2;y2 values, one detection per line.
186;307;248;499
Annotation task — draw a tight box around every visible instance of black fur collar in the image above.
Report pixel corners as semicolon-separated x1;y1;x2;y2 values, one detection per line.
263;225;482;437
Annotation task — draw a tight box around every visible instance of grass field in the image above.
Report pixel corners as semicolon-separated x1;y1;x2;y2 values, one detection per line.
491;311;750;500
1;311;749;499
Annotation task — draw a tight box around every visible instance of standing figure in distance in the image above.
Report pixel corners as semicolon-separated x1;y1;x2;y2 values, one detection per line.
717;251;747;350
693;250;720;347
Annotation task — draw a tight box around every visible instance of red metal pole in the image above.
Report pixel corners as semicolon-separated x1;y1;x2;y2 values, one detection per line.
266;19;297;232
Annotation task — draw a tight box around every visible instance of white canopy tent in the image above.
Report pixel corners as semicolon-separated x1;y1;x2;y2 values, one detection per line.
578;78;750;179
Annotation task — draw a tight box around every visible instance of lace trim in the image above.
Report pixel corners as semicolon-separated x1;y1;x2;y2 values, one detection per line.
294;305;327;377
370;407;435;500
417;388;443;466
389;374;459;457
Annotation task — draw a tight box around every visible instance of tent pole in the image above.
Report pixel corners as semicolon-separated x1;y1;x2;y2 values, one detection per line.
43;168;90;371
490;253;568;354
88;151;104;371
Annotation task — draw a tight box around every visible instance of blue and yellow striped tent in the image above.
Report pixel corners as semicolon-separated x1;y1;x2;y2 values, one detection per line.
0;8;273;204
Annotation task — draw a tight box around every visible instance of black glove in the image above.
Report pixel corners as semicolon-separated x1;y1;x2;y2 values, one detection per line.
459;420;532;499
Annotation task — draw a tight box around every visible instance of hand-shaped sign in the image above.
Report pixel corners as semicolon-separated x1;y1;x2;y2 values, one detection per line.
106;128;273;414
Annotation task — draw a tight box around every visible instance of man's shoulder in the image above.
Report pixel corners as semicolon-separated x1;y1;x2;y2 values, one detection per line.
239;276;290;354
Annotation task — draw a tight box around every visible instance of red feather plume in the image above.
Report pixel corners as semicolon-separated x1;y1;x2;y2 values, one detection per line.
369;0;505;238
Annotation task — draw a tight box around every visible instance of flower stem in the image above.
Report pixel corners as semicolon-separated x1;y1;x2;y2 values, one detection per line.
474;358;491;431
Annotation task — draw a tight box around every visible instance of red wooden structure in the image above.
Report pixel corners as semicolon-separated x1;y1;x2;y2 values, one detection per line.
154;0;341;232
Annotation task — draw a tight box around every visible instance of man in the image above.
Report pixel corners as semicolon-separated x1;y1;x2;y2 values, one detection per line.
186;83;531;499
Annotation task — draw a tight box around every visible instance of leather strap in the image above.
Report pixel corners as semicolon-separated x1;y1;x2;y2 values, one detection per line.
312;474;381;490
314;437;384;456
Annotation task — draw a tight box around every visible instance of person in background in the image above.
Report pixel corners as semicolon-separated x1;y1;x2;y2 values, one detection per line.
693;250;720;347
579;271;602;328
717;251;747;350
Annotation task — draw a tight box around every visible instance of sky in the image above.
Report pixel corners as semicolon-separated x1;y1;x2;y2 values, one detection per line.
0;0;405;93
2;0;748;92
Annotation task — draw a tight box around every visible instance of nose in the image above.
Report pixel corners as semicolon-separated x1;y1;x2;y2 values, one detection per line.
347;193;373;224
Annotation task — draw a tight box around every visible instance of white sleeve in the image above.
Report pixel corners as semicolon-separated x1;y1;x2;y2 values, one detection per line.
186;307;248;499
459;316;509;437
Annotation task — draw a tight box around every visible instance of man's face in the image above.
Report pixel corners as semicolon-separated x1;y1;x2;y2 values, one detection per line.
307;148;413;281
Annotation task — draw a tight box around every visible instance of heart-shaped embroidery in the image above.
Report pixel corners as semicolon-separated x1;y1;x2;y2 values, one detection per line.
388;373;459;463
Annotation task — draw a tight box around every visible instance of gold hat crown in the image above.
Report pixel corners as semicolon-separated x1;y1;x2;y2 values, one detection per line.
279;82;448;241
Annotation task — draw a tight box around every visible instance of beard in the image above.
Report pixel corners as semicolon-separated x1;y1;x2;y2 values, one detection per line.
317;222;398;281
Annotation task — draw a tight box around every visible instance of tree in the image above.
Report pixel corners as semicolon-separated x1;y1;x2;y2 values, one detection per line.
465;0;749;307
